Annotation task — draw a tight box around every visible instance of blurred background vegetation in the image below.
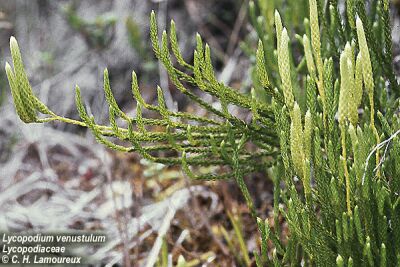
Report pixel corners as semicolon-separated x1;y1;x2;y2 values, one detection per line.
0;0;400;266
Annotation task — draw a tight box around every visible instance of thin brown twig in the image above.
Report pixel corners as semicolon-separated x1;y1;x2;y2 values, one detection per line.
102;151;132;267
182;172;230;256
226;1;247;56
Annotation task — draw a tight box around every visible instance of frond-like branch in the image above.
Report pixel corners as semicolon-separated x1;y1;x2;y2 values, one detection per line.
5;13;278;181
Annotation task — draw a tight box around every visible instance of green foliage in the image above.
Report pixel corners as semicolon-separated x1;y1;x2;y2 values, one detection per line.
5;0;400;266
125;16;157;73
64;3;117;49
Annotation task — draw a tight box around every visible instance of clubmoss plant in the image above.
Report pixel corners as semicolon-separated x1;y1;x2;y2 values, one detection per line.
5;0;400;266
